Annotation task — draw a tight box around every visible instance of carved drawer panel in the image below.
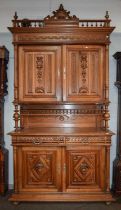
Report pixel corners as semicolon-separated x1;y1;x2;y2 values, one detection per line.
14;135;111;146
65;146;105;192
18;147;61;192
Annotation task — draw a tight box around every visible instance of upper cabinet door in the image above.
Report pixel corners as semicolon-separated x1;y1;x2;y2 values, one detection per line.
63;45;105;103
18;46;61;103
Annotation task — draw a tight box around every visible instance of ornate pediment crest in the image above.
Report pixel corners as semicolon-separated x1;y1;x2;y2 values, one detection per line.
44;4;79;27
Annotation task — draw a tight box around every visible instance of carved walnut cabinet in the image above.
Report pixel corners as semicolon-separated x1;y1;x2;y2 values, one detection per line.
8;5;115;202
0;46;9;194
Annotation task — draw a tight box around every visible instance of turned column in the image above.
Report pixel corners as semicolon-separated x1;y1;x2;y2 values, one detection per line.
112;52;121;195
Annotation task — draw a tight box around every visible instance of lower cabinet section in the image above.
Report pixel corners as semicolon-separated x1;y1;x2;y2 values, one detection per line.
10;140;114;202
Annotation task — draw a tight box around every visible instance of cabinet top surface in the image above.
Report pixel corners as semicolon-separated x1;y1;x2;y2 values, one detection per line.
9;127;114;136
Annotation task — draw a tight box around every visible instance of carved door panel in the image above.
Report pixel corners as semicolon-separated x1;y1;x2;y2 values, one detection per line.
18;147;61;192
63;45;105;102
65;146;105;192
18;46;61;103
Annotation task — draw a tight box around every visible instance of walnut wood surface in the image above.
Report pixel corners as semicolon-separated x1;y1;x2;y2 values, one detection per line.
8;4;115;202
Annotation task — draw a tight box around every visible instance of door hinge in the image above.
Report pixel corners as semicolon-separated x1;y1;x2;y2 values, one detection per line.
58;68;60;77
63;163;66;172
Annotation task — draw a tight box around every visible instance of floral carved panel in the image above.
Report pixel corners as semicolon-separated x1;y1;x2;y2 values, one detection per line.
19;45;61;102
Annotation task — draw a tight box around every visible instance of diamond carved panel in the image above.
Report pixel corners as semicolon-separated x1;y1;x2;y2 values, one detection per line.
27;154;53;184
21;148;61;192
69;152;96;185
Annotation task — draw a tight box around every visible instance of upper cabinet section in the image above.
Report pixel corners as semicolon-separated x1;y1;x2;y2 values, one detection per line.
8;4;115;104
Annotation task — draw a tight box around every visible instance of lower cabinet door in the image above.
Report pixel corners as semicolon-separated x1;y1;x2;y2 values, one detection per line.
16;145;107;194
65;146;106;192
18;147;61;192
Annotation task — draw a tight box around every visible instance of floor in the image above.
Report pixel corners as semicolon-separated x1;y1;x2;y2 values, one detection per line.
0;193;121;210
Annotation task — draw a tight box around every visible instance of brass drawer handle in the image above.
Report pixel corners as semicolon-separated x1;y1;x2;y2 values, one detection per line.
32;138;42;145
35;163;44;169
80;162;89;174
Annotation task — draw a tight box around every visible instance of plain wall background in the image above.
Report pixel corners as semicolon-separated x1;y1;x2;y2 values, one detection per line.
0;0;121;188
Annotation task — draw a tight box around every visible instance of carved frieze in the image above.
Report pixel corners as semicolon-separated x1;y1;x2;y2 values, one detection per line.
20;108;103;126
13;136;111;145
14;33;109;44
21;109;102;115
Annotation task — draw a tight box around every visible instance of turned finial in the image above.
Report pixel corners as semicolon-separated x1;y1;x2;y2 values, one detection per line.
59;4;64;10
14;11;18;20
105;11;109;19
